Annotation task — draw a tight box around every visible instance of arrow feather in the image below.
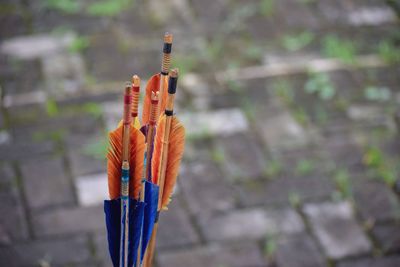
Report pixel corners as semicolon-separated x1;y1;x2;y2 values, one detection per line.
151;115;185;209
107;125;145;200
141;74;168;125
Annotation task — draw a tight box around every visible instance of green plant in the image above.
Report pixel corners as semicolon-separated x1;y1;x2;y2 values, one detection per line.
227;80;244;93
68;36;90;53
186;129;212;142
364;86;391;102
264;236;277;261
33;129;66;143
241;97;256;122
86;0;133;17
273;79;294;104
295;159;314;175
322;35;357;64
305;73;336;100
334;97;350;111
211;148;225;164
292;107;309;126
334;169;352;199
171;54;198;76
260;0;275;17
82;102;103;117
378;40;400;63
282;31;315;52
243;44;263;61
51;26;73;36
288;192;301;208
45;99;59;117
264;160;282;178
363;147;397;186
363;147;383;169
43;0;80;14
205;38;224;62
83;136;108;160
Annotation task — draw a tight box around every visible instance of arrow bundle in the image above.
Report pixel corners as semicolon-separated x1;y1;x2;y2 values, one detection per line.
104;33;185;267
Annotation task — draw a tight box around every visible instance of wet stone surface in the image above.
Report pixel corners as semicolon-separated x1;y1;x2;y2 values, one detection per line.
0;0;399;265
215;132;266;181
179;161;238;217
20;156;75;210
337;256;400;267
239;175;335;207
158;241;266;267
201;207;304;242
352;177;400;223
156;198;200;250
303;201;372;260
32;205;104;237
371;223;400;253
275;233;326;267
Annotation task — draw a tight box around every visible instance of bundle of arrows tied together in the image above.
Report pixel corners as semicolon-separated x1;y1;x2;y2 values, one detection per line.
104;33;185;267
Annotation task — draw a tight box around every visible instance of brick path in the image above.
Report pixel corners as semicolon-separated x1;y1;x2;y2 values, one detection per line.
1;0;400;266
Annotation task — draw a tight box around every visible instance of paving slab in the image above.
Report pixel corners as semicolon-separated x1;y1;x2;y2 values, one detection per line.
201;208;304;242
158;241;266;267
42;52;86;97
239;175;334;207
0;236;91;266
93;233;113;267
352;178;400;223
0;194;29;244
0;164;29;242
1;59;42;95
1;34;74;60
65;133;107;178
32;205;104;237
337;255;400;267
180;108;249;137
20;156;74;210
303;201;372;260
179;161;237;217
372;223;400;253
0;141;55;161
156;198;200;250
255;101;310;151
75;172;108;206
215;132;266;181
275;233;327;267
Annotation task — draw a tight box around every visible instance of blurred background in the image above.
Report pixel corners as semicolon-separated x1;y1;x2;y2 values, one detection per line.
1;0;400;266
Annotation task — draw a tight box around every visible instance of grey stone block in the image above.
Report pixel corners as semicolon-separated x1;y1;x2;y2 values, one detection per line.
158;241;266;267
201;208;304;242
372;223;400;253
179;161;237;217
32;205;104;237
303;201;372;260
276;233;327;267
216;133;266;181
337;255;400;267
239;175;334;207
0;236;91;266
156;199;200;250
20;156;75;209
353;178;400;223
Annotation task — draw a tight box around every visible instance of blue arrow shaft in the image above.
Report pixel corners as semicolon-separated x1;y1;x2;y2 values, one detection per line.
120;167;130;267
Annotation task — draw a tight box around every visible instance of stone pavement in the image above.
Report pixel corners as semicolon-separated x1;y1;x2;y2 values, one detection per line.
1;0;400;266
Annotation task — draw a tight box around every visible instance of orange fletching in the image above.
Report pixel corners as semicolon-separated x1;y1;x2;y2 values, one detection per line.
152;115;185;209
107;124;145;200
142;74;168;125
